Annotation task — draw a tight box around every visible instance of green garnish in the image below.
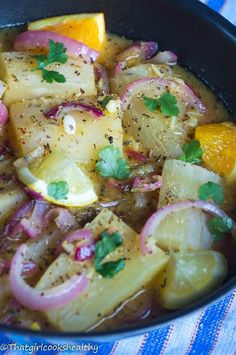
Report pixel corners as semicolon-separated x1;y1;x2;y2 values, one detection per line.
208;216;233;242
143;97;159;112
94;231;125;278
47;181;69;200
198;182;224;205
32;39;68;83
143;92;180;117
96;145;130;180
179;140;203;165
101;95;112;109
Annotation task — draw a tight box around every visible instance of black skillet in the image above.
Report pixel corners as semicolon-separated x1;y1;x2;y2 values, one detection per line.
0;0;235;342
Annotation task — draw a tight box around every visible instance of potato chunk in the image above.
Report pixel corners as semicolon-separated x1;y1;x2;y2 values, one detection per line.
9;97;123;166
0;186;27;226
0;52;96;105
156;251;227;309
111;64;172;95
155;160;222;251
37;209;169;331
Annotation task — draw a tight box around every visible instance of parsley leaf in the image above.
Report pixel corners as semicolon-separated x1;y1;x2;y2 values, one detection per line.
46;39;68;65
208;216;233;242
41;69;66;83
143;97;159;112
47;181;69;200
179;140;204;165
158;92;180;116
94;231;125;278
101;95;113;109
198;182;224;205
32;39;68;84
96;145;130;180
143;92;180;117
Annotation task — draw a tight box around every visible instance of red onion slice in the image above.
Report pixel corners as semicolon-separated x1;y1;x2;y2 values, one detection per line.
107;178;132;192
114;42;158;76
121;77;206;114
0;101;8;128
14;30;99;63
113;61;126;76
44;208;75;233
9;244;88;310
75;243;96;262
125;148;148;163
150;51;177;65
131;175;162;192
2;200;35;238
94;63;110;95
64;228;94;243
63;229;96;262
44;101;104;119
116;42;158;62
140;200;236;255
19;201;50;239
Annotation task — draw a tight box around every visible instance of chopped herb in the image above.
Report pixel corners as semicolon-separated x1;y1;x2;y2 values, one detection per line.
96;145;130;180
143;92;180;117
94;231;125;278
47;181;69;200
101;95;112;109
198;182;224;205
41;69;66;83
208;216;233;242
179;140;203;164
143;97;159;112
32;39;68;83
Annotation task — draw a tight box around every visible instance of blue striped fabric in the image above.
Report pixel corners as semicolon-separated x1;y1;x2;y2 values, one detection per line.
186;293;235;355
139;325;172;355
0;1;235;354
207;0;225;12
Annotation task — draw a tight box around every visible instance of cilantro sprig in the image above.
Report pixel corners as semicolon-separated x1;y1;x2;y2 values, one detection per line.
143;92;180;117
94;231;125;278
96;145;130;180
32;39;68;84
208;216;233;242
198;181;233;242
179;140;203;165
47;181;69;200
198;182;224;205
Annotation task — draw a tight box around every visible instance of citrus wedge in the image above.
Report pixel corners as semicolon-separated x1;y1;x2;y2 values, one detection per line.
28;13;106;52
195;122;236;178
157;251;227;309
16;150;97;207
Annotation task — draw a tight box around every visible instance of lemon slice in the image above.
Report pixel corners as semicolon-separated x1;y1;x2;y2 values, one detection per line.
16;149;97;207
156;251;227;309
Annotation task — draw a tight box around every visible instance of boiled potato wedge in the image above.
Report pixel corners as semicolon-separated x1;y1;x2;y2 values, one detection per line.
121;78;203;162
111;64;172;95
37;209;169;331
156;251;227;309
9;97;123;166
0;185;27;226
158;159;222;207
155;160;222;251
0;52;96;105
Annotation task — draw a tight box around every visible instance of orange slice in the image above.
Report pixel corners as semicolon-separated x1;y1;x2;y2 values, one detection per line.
195;122;236;177
28;13;106;52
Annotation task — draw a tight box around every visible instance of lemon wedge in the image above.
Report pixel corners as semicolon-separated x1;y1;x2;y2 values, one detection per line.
156;251;227;309
15;149;97;207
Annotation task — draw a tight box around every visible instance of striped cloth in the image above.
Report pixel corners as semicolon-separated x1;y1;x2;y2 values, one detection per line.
0;1;235;354
200;0;236;24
